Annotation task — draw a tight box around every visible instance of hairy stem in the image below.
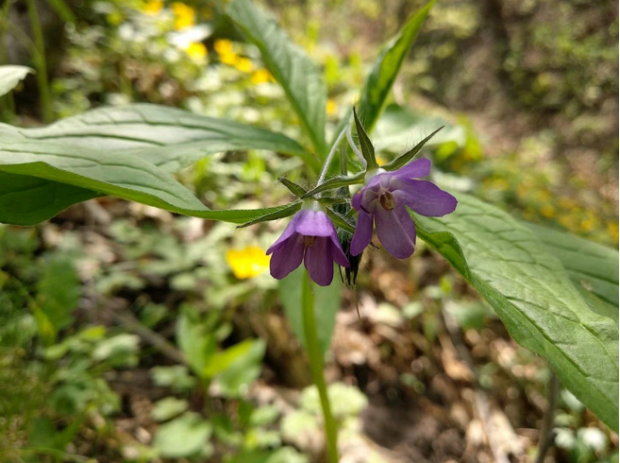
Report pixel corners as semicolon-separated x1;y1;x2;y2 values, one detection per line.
301;271;338;463
318;125;347;185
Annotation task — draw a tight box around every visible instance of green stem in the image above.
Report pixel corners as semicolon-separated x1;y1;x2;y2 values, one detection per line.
318;126;347;185
301;271;338;463
26;0;53;122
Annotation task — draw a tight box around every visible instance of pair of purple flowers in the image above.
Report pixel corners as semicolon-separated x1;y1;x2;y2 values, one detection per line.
267;158;457;286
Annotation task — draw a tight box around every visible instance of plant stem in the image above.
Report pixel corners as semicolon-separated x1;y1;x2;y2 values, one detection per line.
318;126;347;185
301;271;338;463
26;0;53;122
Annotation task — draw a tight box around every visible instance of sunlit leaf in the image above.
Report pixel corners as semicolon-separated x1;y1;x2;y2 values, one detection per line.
415;192;619;431
228;0;328;157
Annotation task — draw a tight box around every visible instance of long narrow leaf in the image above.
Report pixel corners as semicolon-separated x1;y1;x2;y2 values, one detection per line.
357;0;436;132
228;0;328;158
0;138;303;225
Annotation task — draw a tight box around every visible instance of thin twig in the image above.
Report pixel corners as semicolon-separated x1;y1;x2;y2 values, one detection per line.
110;309;187;365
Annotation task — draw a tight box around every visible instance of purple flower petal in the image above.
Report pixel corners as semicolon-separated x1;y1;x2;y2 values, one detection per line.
329;235;351;267
294;209;337;237
374;204;416;259
267;212;303;253
304;237;334;286
389;158;431;179
350;210;373;256
391;179;457;217
269;233;305;279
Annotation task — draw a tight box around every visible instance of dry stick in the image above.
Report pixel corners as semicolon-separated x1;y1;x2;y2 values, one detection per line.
535;373;559;463
110;309;187;365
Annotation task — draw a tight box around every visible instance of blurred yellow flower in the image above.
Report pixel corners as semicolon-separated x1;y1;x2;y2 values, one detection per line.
185;42;207;60
326;98;337;116
376;155;387;166
226;246;270;279
142;0;163;15
233;57;253;73
540;204;556;218
171;2;195;30
607;222;619;242
214;39;233;55
219;52;238;65
251;69;273;84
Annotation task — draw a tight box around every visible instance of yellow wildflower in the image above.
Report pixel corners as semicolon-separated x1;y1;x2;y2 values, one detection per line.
233;56;253;73
326;98;337;116
226;246;270;279
607;222;619;242
540;204;556;218
251;69;273;84
171;2;195;30
185;42;207;60
142;0;163;15
214;39;233;55
219;51;238;65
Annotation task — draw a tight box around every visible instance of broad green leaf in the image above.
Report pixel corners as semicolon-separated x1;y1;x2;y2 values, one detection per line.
176;312;216;377
34;256;80;343
278;266;342;357
203;339;255;378
0;103;315;172
357;0;436;133
228;0;328;157
152;412;212;458
0;65;33;97
527;223;619;307
0;172;97;225
151;398;189;422
0;137;303;225
414;193;619;431
217;339;266;398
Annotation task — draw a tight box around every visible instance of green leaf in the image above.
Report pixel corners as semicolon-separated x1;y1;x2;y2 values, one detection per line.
152;412;212;458
34;256;80;343
382;126;443;172
0;172;98;225
302;171;365;199
357;0;436;133
176;312;217;377
0;65;33;97
527;223;619;307
278;266;342;357
279;178;307;197
415;193;619;431
237;201;302;228
0;103;315;172
203;339;256;378
352;107;379;169
0;137;305;225
217;339;266;398
228;0;328;157
151;397;189;422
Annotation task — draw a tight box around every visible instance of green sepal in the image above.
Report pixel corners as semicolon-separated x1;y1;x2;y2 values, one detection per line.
278;178;307;197
382;126;443;172
325;207;355;234
302;171;365;199
352;107;379;170
237;201;302;228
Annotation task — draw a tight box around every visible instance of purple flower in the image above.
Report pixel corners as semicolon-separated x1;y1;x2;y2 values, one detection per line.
350;158;457;259
267;208;350;286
